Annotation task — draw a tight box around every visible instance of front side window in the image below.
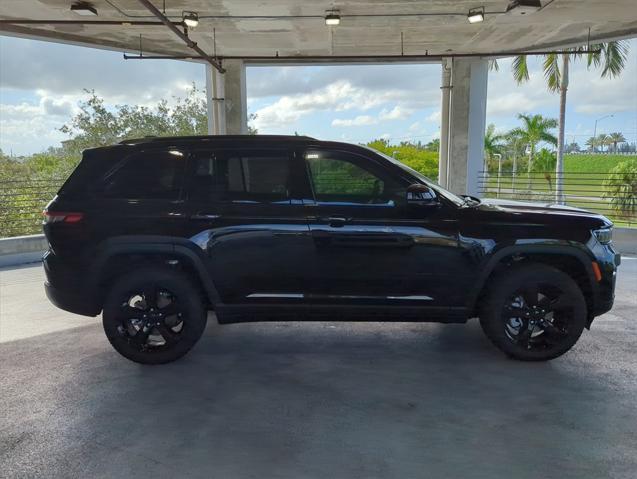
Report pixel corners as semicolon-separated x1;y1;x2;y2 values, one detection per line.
305;151;405;206
101;149;186;199
191;150;291;203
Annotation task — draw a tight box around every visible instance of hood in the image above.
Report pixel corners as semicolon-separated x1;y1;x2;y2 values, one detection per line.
473;197;612;228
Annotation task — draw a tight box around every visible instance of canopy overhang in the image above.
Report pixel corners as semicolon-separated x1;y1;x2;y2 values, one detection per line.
1;0;636;69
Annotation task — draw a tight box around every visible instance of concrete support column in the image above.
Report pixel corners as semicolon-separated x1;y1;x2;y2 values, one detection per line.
222;59;248;134
205;64;225;134
438;58;452;187
443;58;488;196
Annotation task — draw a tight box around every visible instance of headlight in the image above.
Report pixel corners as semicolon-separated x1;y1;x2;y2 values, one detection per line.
593;227;613;244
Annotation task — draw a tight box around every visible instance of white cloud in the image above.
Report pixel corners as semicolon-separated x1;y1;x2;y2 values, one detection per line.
379;106;413;121
332;115;377;127
253;80;427;131
408;121;421;132
425;110;441;123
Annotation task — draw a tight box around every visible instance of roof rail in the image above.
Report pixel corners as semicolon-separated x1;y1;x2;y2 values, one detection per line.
119;134;316;145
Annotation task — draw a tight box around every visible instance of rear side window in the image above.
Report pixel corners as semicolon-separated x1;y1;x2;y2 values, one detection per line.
190;150;291;203
101;150;186;199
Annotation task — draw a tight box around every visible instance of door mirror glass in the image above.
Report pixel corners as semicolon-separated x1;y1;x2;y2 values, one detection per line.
406;183;437;205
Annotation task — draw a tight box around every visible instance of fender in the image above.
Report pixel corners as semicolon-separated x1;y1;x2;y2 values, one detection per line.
466;242;599;314
89;235;220;306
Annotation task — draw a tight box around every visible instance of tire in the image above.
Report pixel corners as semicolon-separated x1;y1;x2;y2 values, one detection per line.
479;263;587;361
102;267;208;364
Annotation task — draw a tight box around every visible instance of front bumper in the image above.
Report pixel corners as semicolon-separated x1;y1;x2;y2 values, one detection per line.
589;244;620;320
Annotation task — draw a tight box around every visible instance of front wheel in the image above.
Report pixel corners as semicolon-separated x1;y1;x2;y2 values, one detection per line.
102;267;208;364
479;263;587;361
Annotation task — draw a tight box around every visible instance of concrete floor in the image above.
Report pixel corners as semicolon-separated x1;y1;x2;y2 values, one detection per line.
1;259;636;479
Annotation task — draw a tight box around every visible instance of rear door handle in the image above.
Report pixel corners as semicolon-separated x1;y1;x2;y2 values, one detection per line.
191;214;221;220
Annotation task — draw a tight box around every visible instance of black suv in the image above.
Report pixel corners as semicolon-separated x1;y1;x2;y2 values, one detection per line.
43;135;620;364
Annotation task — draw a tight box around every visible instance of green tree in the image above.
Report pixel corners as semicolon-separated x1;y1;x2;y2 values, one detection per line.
607;132;626;153
532;148;557;192
425;138;440;152
510;41;629;202
60;84;210;156
508;113;557;188
603;159;637;220
484;123;505;172
365;139;438;179
586;136;600;152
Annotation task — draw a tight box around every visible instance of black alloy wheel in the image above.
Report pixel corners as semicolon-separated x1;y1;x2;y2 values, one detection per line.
103;268;207;364
480;263;587;361
502;283;573;352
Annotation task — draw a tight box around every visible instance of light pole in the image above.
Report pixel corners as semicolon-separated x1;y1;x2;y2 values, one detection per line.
593;114;614;152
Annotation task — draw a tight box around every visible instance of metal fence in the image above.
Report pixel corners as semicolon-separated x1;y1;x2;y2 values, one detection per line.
478;171;637;227
0;179;64;238
1;172;636;238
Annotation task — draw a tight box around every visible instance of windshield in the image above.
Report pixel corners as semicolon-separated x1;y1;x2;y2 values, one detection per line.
362;146;467;207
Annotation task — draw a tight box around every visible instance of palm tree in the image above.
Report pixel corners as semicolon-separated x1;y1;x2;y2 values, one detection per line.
508;114;557;189
608;132;627;153
510;41;629;202
598;134;612;153
484;123;505;172
586;136;599;152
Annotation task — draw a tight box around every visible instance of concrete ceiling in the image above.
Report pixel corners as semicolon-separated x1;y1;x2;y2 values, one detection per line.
1;0;636;62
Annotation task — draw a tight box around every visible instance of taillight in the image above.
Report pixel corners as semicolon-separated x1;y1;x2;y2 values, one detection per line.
43;210;84;224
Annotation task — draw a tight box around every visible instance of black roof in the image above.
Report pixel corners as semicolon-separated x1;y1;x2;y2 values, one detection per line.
119;134;316;146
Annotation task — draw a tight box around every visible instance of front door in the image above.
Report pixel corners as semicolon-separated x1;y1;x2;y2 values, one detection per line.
300;148;462;307
185;147;313;302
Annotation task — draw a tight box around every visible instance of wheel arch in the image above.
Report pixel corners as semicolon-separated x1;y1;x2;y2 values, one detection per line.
469;244;598;322
89;236;220;311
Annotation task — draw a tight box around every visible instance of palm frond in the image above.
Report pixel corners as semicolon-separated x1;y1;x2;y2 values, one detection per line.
599;41;629;78
488;59;499;72
542;53;561;92
512;55;530;84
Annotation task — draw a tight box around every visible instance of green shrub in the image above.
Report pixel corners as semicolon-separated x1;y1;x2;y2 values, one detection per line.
603;159;637;218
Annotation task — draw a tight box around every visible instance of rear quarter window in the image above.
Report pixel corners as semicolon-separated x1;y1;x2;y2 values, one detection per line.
99;149;187;200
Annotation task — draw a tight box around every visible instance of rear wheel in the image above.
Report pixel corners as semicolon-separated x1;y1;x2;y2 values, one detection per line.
102;267;207;364
479;263;587;361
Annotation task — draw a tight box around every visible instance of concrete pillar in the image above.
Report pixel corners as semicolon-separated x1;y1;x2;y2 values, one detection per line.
444;58;488;196
438;58;452;187
205;64;225;134
222;60;247;134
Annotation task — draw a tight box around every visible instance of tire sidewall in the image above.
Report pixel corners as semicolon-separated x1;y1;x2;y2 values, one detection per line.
102;267;207;364
480;264;587;361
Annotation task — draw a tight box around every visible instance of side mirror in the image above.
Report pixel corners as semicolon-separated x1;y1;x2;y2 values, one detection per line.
406;183;438;206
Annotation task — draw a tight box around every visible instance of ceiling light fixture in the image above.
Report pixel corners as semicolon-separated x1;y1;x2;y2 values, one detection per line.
70;2;98;16
182;11;199;28
467;7;484;23
325;10;341;26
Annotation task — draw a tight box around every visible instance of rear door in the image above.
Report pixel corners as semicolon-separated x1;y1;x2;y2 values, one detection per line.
185;147;313;302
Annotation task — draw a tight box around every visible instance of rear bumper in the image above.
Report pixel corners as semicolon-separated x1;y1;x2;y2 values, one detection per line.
42;250;100;317
45;281;100;317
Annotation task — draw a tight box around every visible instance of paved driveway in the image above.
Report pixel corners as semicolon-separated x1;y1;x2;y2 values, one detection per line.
1;259;636;478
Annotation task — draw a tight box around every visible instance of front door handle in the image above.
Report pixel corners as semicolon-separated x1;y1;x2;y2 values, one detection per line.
326;216;349;227
191;214;221;220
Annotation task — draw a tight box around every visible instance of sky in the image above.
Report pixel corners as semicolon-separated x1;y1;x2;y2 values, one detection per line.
0;35;636;156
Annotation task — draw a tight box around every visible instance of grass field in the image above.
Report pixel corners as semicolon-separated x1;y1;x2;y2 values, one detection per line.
563;154;633;174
